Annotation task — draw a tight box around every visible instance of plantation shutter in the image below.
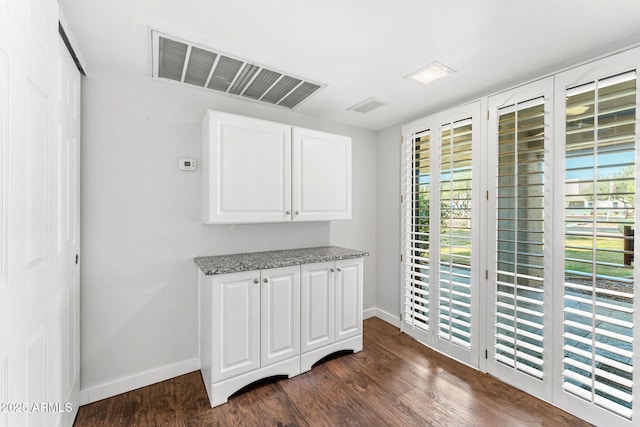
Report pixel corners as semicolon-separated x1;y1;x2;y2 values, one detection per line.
562;70;636;419
438;119;473;348
403;130;432;332
495;98;546;379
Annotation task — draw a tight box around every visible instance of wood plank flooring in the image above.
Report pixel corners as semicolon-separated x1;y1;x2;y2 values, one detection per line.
74;318;591;426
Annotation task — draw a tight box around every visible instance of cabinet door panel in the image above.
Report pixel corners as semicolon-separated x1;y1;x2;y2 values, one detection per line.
301;262;335;352
335;258;363;341
212;271;261;381
202;111;292;224
261;266;300;367
292;127;351;221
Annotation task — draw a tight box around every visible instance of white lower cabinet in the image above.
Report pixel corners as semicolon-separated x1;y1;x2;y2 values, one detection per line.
199;258;363;407
300;258;363;372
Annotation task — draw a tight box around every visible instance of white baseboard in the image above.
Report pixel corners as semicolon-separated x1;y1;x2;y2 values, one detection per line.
363;307;377;319
363;307;401;327
80;310;401;406
80;357;200;405
373;307;401;327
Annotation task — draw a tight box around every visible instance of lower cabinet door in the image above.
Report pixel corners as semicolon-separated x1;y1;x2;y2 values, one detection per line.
261;266;300;367
212;270;261;382
335;258;363;341
301;262;335;353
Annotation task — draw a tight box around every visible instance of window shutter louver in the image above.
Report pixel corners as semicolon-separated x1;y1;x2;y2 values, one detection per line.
563;70;636;420
403;130;432;332
495;98;546;379
439;119;473;348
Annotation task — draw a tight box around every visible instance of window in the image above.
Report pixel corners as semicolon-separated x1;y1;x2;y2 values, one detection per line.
401;48;640;426
562;71;636;420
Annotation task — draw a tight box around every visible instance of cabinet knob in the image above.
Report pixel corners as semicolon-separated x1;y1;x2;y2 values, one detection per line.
286;210;291;215
253;278;259;284
337;267;342;272
263;278;269;283
330;268;335;273
295;211;300;215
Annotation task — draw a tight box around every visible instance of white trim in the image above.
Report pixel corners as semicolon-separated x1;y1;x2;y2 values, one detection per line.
363;307;376;319
365;307;400;328
79;358;200;405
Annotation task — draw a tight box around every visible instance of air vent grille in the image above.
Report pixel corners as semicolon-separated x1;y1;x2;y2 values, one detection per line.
153;31;323;109
348;97;386;114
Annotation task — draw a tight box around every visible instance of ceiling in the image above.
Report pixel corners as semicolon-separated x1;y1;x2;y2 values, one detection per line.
59;0;640;131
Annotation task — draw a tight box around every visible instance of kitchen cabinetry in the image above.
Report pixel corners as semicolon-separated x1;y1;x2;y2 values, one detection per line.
200;265;300;406
292;127;352;221
300;257;363;372
196;247;366;408
201;111;292;224
201;110;351;224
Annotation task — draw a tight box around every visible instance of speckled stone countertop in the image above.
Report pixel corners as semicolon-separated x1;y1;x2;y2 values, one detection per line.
194;246;369;275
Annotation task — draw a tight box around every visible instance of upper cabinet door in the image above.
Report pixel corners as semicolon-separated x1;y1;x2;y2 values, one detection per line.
202;111;292;224
292;127;352;221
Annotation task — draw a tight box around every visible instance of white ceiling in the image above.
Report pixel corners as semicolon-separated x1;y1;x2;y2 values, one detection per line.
59;0;640;131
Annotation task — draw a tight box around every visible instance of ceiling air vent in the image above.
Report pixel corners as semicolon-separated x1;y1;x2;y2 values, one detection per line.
152;31;323;110
348;97;386;114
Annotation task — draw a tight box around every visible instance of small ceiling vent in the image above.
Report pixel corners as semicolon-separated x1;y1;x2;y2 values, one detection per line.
348;97;386;114
152;31;323;110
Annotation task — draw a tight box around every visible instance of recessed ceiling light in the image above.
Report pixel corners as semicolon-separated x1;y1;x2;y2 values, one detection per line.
405;61;455;85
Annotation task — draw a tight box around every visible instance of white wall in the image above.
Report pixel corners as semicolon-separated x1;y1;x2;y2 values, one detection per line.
375;125;402;322
80;66;377;400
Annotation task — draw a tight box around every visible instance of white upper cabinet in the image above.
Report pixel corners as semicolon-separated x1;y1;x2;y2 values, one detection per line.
202;111;352;224
202;111;292;224
292;127;352;221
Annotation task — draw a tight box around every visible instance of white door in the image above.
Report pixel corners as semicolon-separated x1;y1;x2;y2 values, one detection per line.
212;271;260;382
433;102;482;366
202;111;292;224
552;47;640;426
260;266;300;367
292;127;352;221
486;77;553;401
301;262;334;353
334;258;363;342
55;36;81;426
1;0;74;426
401;121;435;347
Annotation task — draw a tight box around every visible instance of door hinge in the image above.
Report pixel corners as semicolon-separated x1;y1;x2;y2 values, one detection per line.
400;254;403;263
485;349;488;359
486;190;489;200
401;135;404;144
400;195;404;203
75;254;79;265
485;270;488;280
486;110;490;120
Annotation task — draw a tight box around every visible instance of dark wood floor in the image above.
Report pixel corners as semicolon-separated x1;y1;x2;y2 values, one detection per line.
74;318;591;426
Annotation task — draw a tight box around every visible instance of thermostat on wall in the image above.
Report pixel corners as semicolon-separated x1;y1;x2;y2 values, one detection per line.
179;158;197;171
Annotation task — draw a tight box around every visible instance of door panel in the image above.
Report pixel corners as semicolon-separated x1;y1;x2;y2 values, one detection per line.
292;127;352;221
433;102;482;367
56;36;81;424
3;0;63;425
261;266;300;367
401;121;435;347
487;77;553;401
202;111;292;224
334;258;363;341
212;271;260;382
553;48;640;425
0;1;9;423
301;262;334;352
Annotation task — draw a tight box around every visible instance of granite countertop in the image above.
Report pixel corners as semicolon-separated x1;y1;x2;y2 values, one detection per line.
194;246;369;275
